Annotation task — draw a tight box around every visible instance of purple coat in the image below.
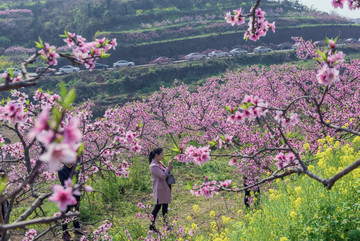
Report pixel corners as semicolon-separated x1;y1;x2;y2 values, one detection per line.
150;159;172;204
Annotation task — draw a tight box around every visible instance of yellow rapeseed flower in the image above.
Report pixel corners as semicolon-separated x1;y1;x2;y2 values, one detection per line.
280;238;288;241
210;210;216;218
222;216;231;224
303;143;310;150
294;197;302;209
308;165;315;172
191;223;197;230
290;211;297;219
294;186;302;195
193;205;201;214
187;216;192;221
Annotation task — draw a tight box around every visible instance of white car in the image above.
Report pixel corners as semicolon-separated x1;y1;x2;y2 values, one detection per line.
5;68;21;76
184;53;207;61
113;60;135;68
59;65;80;74
229;48;248;56
253;46;272;53
208;50;229;58
291;44;300;50
345;38;358;44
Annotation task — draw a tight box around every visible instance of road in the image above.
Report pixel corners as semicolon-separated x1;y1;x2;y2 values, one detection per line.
26;49;298;77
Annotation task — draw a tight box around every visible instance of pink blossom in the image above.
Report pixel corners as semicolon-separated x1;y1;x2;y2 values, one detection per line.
184;145;211;165
317;65;339;86
28;108;50;140
49;184;77;212
234;111;244;123
229;158;237;165
23;228;37;241
233;8;245;25
227;114;236;123
220;180;232;188
332;0;345;8
137;202;145;209
225;12;236;26
39;143;77;170
243;95;252;103
225;134;233;142
329;39;336;49
289;113;299;126
267;21;275;33
63;117;82;145
84;185;93;192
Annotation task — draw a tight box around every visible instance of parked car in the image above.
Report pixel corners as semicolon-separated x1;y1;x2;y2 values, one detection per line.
184;53;207;61
150;56;175;65
113;60;135;68
93;63;109;70
208;50;229;58
59;65;80;74
229;48;248;56
5;68;21;76
291;44;300;50
345;38;358;44
35;67;56;75
274;43;292;50
253;46;272;53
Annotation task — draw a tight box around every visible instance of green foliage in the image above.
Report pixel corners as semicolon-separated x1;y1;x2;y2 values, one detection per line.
231;136;360;240
0;36;11;48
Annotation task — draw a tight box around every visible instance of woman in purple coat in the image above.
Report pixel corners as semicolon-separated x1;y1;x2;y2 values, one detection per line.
149;148;174;232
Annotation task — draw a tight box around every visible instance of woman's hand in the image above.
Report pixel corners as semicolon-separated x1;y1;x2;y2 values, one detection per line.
168;159;174;172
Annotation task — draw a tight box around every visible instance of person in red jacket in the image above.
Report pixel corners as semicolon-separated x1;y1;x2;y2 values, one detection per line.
149;148;174;232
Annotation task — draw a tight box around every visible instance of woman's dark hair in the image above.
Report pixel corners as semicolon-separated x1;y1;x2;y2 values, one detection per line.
149;148;163;164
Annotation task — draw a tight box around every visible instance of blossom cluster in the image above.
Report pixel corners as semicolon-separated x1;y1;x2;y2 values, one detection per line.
227;95;268;124
316;39;345;86
275;152;298;170
332;0;360;9
63;32;117;71
175;145;211;165
80;220;113;241
191;181;219;198
22;229;37;241
4;46;36;55
225;8;275;41
49;178;92;212
39;43;59;66
0;100;27;124
275;111;300;126
48;179;78;212
29;108;82;170
0;9;33;17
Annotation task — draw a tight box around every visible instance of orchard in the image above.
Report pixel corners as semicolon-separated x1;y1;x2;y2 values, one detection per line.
0;0;359;240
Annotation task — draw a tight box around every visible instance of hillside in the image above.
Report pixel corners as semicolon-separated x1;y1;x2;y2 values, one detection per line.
0;0;350;52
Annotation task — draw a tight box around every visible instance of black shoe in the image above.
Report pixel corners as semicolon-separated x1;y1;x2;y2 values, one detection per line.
149;224;159;233
62;232;73;241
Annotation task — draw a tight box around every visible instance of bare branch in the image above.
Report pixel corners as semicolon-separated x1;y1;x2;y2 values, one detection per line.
0;212;79;231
